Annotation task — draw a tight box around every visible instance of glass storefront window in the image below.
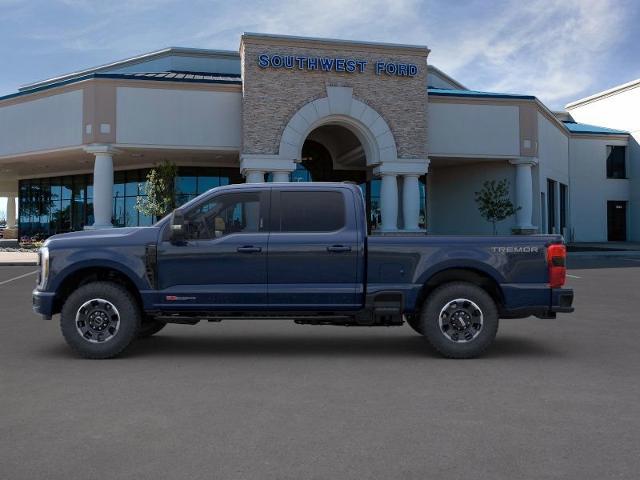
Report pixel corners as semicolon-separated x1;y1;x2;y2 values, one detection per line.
18;166;264;238
113;196;125;228
197;176;218;194
86;175;94;200
176;176;197;195
125;197;138;227
60;199;72;232
113;171;125;199
61;177;73;201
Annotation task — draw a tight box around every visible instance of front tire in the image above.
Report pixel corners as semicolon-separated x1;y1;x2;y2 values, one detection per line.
60;281;141;359
420;282;498;359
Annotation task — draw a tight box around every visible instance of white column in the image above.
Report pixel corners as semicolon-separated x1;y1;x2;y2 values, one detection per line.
402;174;421;231
374;159;429;233
85;145;117;229
6;195;16;229
241;155;295;184
244;170;265;183
380;173;399;232
271;171;290;182
509;157;538;231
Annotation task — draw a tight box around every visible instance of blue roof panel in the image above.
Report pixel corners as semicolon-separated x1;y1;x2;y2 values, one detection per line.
562;121;628;135
427;87;535;100
0;71;242;102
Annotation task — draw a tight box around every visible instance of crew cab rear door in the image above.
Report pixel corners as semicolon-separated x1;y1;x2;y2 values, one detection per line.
267;187;362;309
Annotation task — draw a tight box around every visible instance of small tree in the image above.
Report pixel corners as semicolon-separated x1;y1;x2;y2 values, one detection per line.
474;179;520;235
136;160;178;220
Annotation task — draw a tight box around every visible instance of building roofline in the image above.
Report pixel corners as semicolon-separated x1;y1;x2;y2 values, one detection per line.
428;88;630;139
240;32;430;55
1;72;241;104
562;120;628;135
428;88;535;100
19;47;240;92
565;78;640;109
427;65;467;90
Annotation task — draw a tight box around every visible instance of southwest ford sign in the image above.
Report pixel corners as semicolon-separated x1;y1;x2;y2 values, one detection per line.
257;54;418;77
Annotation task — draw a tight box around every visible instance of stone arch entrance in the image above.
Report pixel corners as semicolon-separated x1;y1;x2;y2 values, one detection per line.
241;86;429;232
278;86;397;166
279;86;405;231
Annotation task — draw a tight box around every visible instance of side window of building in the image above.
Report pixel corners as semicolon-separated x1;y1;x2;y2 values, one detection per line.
183;192;263;240
279;191;345;232
606;146;626;179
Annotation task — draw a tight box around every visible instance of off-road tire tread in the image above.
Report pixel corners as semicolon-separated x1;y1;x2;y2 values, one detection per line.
60;281;141;359
420;281;499;359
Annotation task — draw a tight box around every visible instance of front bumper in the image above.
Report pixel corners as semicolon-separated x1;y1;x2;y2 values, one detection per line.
32;289;55;320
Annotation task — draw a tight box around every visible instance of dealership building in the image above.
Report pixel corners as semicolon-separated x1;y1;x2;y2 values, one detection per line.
0;33;636;241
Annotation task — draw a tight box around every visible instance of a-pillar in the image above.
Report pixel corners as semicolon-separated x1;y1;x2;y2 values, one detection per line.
84;145;118;229
509;157;538;234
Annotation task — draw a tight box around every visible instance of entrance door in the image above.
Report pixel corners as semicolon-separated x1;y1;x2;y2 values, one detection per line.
607;201;627;241
156;189;270;310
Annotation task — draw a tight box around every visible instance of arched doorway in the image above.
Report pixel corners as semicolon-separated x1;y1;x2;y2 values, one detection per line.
285;124;426;232
270;87;428;232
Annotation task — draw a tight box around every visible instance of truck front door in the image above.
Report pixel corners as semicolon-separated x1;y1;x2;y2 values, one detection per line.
267;187;362;310
156;189;270;310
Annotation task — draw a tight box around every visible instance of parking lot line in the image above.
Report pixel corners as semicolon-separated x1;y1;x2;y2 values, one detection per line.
0;270;38;287
566;274;581;279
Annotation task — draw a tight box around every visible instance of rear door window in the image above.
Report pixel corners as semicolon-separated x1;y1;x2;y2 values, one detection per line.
279;191;345;232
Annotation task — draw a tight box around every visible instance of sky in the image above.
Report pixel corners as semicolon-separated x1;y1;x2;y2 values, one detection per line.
1;0;640;216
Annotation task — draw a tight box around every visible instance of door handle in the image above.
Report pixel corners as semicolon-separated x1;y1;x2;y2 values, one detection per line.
237;246;262;253
326;245;352;253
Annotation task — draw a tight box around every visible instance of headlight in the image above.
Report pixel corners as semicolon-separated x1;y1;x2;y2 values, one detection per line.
38;247;49;289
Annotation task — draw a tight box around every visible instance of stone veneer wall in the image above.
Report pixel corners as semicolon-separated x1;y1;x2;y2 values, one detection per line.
240;36;429;160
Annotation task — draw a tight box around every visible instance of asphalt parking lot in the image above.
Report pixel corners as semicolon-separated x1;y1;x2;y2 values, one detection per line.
1;257;640;479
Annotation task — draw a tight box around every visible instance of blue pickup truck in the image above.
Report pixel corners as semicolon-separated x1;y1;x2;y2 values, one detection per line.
33;182;573;359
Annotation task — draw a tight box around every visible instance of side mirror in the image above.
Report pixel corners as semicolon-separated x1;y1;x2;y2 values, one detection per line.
170;210;186;244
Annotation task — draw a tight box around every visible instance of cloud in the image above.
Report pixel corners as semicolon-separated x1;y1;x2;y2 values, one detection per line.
424;0;632;107
2;0;636;108
187;0;635;107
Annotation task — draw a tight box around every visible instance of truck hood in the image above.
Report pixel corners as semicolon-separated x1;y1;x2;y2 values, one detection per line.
44;226;161;249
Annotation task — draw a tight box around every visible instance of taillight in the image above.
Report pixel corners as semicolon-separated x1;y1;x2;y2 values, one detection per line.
547;244;566;288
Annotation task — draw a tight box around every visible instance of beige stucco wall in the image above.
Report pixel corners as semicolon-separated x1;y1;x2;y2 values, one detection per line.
0;89;83;157
116;86;242;149
429;161;517;235
240;35;429;160
427;102;520;157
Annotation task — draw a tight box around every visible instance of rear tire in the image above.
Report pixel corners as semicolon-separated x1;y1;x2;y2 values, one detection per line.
420;282;498;359
138;316;166;338
60;281;141;359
